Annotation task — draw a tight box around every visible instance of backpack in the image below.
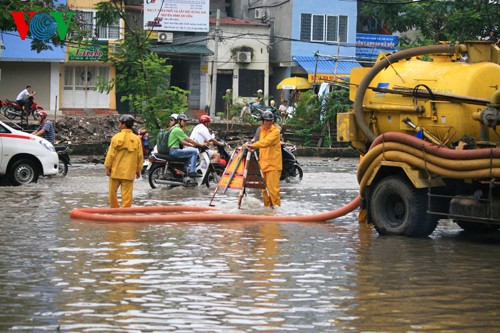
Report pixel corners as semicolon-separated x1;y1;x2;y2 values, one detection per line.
156;128;172;154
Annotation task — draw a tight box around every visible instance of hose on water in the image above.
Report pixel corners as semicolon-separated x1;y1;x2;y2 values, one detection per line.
357;132;500;197
69;195;361;223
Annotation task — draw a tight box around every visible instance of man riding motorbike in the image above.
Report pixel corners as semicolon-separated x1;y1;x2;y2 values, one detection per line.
16;85;36;113
32;110;55;144
189;115;224;163
168;114;206;178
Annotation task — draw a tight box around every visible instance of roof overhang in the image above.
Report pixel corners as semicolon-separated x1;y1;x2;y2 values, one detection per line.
151;44;214;56
293;56;362;82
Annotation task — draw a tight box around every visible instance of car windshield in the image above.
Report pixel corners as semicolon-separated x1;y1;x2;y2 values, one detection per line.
0;123;9;133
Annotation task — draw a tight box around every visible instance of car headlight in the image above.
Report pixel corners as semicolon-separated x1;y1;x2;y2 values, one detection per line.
39;139;56;152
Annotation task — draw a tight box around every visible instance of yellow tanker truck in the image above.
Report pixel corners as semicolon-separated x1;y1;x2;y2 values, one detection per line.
337;41;500;237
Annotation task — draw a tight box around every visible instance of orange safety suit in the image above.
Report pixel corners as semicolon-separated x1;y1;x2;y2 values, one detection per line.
252;123;282;207
104;128;144;208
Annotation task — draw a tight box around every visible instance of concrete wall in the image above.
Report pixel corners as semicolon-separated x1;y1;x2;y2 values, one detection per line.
205;22;270;105
0;63;52;110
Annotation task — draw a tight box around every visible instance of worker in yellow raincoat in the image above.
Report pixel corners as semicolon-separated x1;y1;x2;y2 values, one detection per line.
245;110;282;207
104;115;144;208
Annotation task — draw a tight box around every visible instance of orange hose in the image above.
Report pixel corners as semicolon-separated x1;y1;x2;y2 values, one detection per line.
70;195;361;223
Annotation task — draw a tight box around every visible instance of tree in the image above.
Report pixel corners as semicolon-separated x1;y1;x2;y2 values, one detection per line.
360;0;500;46
289;85;351;147
94;0;189;137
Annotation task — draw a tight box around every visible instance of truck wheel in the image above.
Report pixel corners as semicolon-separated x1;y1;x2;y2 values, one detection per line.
9;159;39;186
369;175;438;237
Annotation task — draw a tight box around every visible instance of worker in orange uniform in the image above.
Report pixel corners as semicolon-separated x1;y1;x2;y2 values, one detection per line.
105;115;144;208
245;110;282;207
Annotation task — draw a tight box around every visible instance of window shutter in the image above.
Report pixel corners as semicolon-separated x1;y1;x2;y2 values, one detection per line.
300;13;311;41
339;15;348;43
326;16;338;42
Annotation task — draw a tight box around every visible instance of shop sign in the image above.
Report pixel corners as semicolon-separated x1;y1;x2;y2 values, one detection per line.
69;41;107;61
307;73;348;83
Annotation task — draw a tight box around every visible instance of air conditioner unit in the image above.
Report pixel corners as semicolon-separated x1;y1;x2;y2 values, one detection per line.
254;8;265;20
236;51;252;63
157;32;173;43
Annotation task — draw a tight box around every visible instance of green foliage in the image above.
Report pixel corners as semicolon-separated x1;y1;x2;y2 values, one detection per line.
94;0;189;140
288;84;352;147
290;90;322;131
361;0;500;46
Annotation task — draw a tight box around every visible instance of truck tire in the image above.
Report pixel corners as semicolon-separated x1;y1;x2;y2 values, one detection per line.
369;175;438;237
9;159;39;186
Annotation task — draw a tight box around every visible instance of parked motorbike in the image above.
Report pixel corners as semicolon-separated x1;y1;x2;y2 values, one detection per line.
54;145;71;176
280;144;303;182
1;97;43;120
147;144;230;189
250;102;283;124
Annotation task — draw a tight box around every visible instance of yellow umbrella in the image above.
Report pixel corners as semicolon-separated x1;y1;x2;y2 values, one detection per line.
277;76;310;90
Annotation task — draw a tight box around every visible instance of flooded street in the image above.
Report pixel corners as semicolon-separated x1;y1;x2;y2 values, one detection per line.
1;157;500;332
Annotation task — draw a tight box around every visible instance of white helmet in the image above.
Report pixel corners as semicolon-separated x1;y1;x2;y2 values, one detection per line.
170;113;179;120
257;89;263;93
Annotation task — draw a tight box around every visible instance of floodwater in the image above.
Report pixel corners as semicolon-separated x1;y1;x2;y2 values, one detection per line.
1;157;499;332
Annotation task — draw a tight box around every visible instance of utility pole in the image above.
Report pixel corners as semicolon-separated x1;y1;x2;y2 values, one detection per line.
209;9;220;118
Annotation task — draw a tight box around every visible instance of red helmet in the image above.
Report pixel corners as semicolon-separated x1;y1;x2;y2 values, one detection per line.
199;115;211;125
37;110;47;118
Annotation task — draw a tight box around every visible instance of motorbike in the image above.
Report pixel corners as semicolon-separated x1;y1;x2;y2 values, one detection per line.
280;144;303;182
1;97;43;120
54;145;71;176
250;102;283;124
147;144;230;189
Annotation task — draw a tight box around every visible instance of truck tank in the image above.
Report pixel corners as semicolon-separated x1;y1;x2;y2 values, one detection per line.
337;42;500;237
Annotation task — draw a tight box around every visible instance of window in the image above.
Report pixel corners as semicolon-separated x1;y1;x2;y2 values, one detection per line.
326;16;338;42
311;15;325;42
74;10;120;40
300;14;311;41
238;69;264;97
300;13;348;43
339;15;348;43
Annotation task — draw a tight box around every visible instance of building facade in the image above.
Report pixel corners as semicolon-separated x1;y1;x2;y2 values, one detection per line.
229;0;359;102
63;0;119;114
206;17;270;115
0;0;119;116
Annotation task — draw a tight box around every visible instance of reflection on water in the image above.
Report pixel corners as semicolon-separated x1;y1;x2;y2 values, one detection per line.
1;158;500;332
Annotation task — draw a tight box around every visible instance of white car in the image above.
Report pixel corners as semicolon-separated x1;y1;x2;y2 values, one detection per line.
0;120;59;185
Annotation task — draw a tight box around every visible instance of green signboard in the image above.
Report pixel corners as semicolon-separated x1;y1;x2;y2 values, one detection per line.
69;41;107;61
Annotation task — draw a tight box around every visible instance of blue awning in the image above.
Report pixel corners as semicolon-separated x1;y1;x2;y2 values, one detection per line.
294;56;361;75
